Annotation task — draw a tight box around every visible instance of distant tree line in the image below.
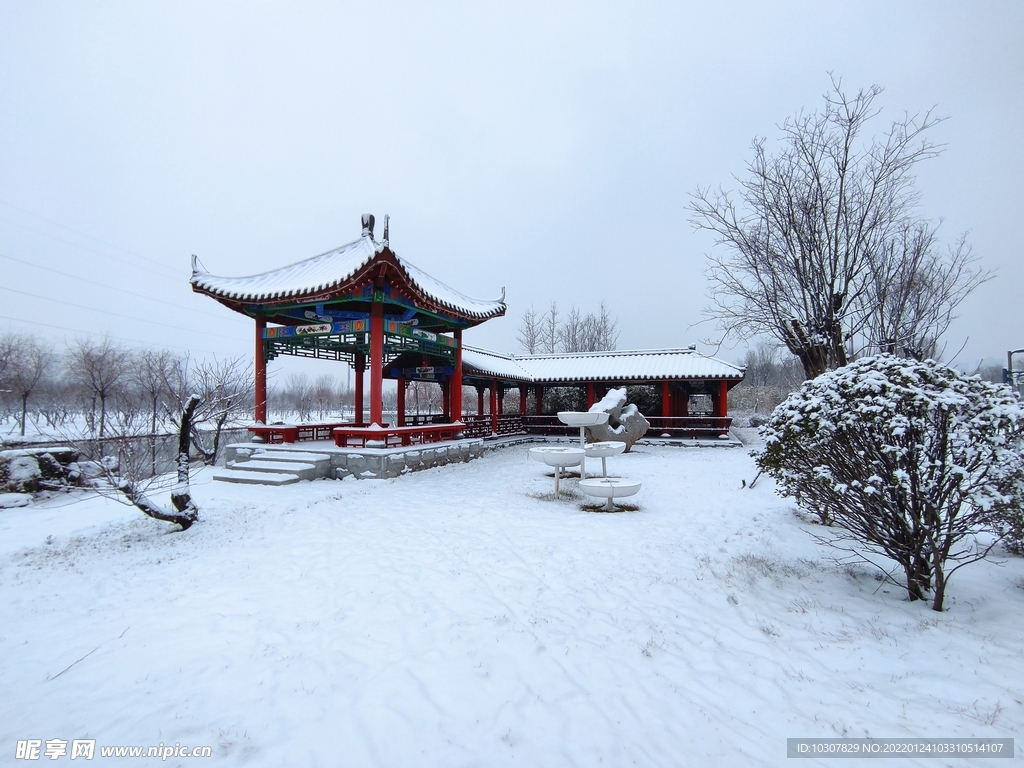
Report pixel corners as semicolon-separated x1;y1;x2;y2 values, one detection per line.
517;301;620;354
0;332;250;457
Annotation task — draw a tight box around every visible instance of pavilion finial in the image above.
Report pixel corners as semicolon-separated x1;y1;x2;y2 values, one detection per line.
382;214;390;247
361;213;375;239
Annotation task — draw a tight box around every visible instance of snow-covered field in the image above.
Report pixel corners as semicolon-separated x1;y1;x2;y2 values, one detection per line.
1;436;1022;766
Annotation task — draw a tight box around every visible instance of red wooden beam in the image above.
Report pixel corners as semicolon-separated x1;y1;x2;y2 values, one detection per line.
354;353;365;426
254;316;267;424
397;375;406;427
370;301;384;425
452;329;463;422
490;378;499;434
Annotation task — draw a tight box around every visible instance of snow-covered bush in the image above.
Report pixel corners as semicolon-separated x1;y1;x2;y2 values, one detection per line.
757;355;1024;611
1;454;41;493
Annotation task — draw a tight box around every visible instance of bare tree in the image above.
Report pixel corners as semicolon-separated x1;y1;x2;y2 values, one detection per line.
542;302;559;354
730;341;805;415
311;374;338;419
285;373;313;421
67;336;129;438
583;301;619;352
559;306;585;353
516;305;543;355
863;224;989;360
0;331;16;385
6;335;51;436
689;77;982;378
520;300;620;355
166;356;252;465
129;348;181;474
91;396;202;531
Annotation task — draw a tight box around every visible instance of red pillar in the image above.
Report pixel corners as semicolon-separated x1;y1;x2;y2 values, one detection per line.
370;301;384;426
718;380;729;417
354;354;365;426
477;386;485;415
519;386;527;415
661;381;671;418
452;329;463;423
534;385;544;416
254;317;267;423
397;375;406;427
490;378;499;433
586;382;595;409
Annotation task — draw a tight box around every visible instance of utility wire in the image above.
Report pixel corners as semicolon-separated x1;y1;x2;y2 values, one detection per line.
0;313;244;357
0;251;247;325
0;199;183;281
0;285;247;342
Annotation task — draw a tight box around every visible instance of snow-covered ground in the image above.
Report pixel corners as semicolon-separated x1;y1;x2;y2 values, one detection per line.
1;437;1021;766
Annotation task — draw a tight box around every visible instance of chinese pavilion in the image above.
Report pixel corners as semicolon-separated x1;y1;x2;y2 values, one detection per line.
191;215;744;445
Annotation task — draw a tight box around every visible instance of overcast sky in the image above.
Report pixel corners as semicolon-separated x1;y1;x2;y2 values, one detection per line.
2;1;1021;381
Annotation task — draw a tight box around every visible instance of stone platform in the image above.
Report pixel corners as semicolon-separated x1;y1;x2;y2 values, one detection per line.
217;438;486;484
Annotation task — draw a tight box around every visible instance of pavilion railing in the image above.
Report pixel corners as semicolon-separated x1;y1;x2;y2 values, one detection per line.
403;413;449;426
460;414;526;438
645;416;732;437
245;413;732;445
521;415;732;438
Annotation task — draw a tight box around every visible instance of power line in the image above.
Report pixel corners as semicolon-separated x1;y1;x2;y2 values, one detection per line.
0;285;248;343
0;313;246;357
0;251;248;325
0;198;183;281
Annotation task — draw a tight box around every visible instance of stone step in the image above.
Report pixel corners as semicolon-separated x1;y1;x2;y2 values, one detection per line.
226;459;318;481
251;451;332;476
256;450;332;462
212;468;302;486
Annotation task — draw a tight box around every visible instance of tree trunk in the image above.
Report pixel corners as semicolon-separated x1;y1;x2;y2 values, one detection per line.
119;396;201;532
170;396;201;521
150;394;158;476
123;483;197;531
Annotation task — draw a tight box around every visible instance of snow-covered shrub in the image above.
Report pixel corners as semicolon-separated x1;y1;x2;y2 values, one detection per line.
757;355;1024;611
1;454;41;493
1;447;81;495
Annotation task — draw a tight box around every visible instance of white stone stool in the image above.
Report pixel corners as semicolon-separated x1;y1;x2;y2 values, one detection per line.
529;446;585;498
578;477;642;511
584;440;626;477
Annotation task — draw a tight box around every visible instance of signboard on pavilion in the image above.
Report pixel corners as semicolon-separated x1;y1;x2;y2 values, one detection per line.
264;319;369;339
264;319;457;346
390;366;454;381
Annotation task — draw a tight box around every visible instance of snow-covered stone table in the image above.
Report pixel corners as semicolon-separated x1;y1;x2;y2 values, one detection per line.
584;440;626;478
578;477;642;512
557;411;609;478
529;446;585;498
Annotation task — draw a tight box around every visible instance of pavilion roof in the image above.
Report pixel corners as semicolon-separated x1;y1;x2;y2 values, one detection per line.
190;234;506;322
461;346;745;384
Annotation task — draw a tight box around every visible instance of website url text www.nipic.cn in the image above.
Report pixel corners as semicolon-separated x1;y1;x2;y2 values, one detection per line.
15;739;213;760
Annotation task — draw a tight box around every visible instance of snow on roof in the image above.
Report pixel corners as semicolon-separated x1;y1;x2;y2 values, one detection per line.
461;347;534;380
462;346;744;383
190;235;505;320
